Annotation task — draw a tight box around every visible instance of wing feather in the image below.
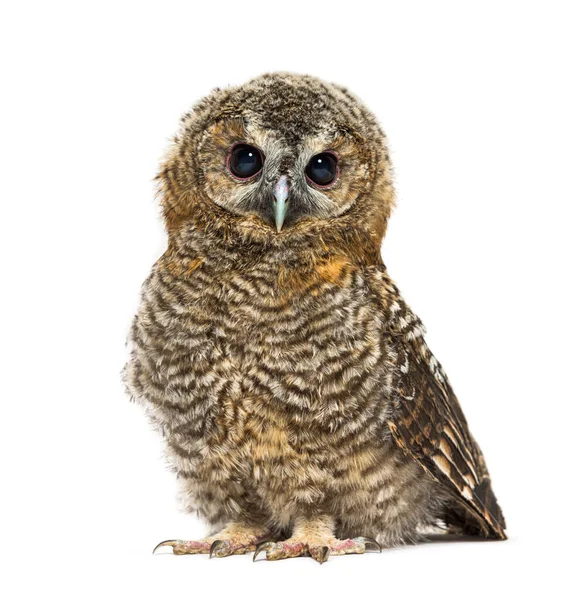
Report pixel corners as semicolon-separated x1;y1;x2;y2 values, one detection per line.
368;268;507;539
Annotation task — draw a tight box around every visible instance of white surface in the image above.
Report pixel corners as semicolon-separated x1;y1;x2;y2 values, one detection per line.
1;1;578;598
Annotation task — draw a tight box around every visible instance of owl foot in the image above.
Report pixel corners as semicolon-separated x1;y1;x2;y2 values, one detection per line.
253;536;381;563
153;523;268;558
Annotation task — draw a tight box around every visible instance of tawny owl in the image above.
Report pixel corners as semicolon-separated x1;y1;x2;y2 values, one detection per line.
124;72;506;563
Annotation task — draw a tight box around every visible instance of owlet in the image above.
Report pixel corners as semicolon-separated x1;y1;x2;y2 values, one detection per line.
124;73;506;563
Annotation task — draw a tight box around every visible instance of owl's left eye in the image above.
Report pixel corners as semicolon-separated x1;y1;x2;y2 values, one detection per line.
305;152;339;187
227;144;263;180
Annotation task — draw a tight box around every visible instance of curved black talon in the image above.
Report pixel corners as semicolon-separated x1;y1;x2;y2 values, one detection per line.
362;537;382;553
319;546;330;564
253;541;274;562
209;539;227;558
152;540;179;554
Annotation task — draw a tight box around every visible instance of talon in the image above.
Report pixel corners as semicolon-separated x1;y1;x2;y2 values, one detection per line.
253;541;274;562
361;537;382;553
152;539;179;554
209;539;227;558
319;546;330;564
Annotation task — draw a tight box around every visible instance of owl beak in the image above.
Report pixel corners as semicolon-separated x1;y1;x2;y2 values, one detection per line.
273;175;289;233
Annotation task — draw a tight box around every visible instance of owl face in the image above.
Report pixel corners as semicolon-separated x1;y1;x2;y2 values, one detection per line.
159;73;393;254
200;115;374;232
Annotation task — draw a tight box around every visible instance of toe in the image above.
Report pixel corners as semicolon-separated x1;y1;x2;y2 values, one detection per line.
173;540;210;555
268;541;306;561
253;541;306;561
153;539;211;555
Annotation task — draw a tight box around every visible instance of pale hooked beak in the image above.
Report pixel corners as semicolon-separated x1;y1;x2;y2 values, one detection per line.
273;175;289;233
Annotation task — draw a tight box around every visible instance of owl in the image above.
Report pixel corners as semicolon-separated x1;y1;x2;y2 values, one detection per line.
124;72;506;563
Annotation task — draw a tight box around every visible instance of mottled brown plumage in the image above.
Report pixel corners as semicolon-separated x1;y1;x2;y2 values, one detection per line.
124;72;506;562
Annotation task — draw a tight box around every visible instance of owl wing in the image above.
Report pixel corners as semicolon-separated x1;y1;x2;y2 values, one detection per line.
368;269;507;539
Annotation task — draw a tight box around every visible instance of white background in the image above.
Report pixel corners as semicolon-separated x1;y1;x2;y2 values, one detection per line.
1;1;578;598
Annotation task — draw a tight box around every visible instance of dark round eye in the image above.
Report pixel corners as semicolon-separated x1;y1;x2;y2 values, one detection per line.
227;144;263;179
305;152;339;187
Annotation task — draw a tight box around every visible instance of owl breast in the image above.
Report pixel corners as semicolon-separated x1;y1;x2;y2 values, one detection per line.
126;240;407;526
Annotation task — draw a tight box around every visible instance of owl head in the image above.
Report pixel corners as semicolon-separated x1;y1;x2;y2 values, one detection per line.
158;73;394;265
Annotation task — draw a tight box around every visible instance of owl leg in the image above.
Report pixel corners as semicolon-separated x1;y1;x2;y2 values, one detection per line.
252;515;381;563
153;522;270;558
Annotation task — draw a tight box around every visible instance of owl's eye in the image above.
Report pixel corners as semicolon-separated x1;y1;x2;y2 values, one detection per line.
227;144;263;180
305;152;339;187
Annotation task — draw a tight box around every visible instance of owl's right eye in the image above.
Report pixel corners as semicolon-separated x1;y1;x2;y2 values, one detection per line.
227;144;263;180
